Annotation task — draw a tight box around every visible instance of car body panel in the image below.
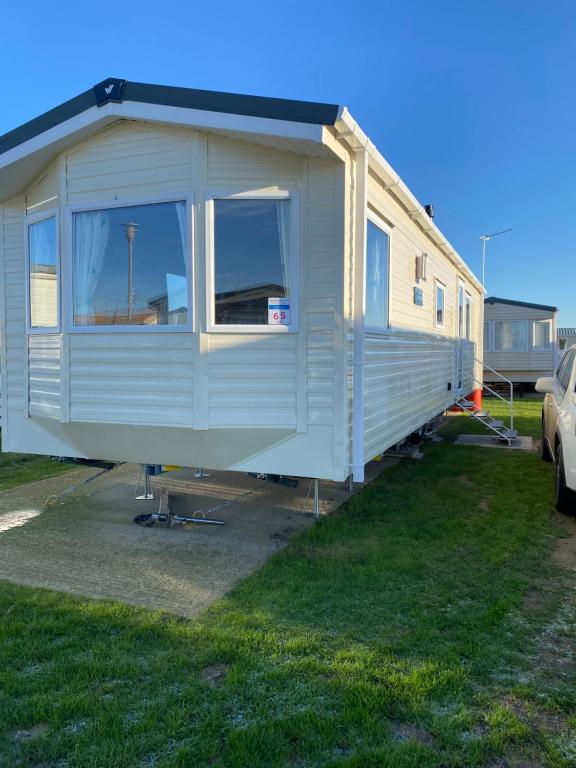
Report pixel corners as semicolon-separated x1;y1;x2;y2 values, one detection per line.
540;346;576;492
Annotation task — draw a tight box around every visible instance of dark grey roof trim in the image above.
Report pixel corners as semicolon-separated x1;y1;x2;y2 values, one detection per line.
484;296;558;312
0;78;340;158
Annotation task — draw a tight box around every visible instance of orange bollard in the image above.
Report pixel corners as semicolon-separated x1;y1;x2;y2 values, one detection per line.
471;387;483;410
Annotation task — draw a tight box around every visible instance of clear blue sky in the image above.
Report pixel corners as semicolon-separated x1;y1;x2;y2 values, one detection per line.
1;0;575;325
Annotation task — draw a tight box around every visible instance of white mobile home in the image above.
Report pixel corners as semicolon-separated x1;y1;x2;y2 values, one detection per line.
558;328;576;352
0;78;483;483
483;297;558;389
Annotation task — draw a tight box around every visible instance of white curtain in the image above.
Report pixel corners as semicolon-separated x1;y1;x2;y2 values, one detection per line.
534;321;550;348
74;211;109;323
276;200;290;296
495;321;528;351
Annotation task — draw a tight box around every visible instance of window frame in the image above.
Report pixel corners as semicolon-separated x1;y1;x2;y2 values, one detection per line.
25;207;61;335
532;319;552;350
434;279;445;329
205;189;300;334
364;210;392;335
64;194;194;334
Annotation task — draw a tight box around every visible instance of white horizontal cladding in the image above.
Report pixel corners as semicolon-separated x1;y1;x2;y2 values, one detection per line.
363;329;456;463
484;348;556;372
68;333;194;426
461;339;475;394
0;102;325;203
2;199;27;412
28;335;62;419
206;334;298;427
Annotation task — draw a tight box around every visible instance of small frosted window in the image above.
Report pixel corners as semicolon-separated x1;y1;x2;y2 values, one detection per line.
73;201;188;326
365;221;389;329
29;217;58;329
435;283;445;326
213;199;291;325
465;293;472;339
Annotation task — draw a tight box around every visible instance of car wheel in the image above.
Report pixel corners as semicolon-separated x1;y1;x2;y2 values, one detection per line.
555;442;576;515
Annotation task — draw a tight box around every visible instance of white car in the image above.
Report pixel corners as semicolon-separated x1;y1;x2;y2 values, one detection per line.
537;346;576;513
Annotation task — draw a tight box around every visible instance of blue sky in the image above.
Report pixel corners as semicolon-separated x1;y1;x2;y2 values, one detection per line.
1;0;574;324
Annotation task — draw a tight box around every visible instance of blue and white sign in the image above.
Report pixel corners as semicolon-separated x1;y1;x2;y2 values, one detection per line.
268;297;291;325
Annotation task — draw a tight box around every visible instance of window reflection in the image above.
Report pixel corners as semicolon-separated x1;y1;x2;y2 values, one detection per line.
73;201;188;326
213;199;290;325
29;217;58;329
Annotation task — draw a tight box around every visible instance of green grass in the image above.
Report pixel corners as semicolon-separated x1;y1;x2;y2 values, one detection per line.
0;441;75;492
0;401;574;767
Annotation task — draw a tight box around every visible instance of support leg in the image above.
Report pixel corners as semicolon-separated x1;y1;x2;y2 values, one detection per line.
313;479;320;519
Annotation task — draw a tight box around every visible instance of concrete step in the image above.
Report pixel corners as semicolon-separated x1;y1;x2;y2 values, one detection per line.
486;419;504;429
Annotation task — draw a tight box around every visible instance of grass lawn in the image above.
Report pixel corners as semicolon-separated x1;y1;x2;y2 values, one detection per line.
0;441;75;492
1;401;575;767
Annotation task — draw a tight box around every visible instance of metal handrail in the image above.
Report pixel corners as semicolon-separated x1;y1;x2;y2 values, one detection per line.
463;352;514;433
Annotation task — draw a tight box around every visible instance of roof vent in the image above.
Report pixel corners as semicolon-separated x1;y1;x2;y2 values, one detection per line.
424;204;434;219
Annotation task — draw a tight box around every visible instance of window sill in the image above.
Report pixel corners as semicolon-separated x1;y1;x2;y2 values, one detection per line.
28;327;61;335
67;324;193;334
207;324;298;334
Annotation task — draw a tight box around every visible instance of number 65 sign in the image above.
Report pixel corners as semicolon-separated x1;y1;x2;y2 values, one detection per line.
268;298;291;325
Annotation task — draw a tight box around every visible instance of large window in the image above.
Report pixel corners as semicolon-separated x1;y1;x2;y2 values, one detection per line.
365;220;390;330
72;201;189;327
212;197;293;327
533;320;551;349
494;320;528;351
435;281;445;327
28;214;58;329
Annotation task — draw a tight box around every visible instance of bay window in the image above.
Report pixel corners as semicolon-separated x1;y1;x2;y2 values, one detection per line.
28;213;58;330
72;200;189;327
208;194;297;329
365;219;390;330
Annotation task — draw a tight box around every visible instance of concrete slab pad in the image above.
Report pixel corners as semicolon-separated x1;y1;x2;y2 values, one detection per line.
455;434;533;450
0;460;394;617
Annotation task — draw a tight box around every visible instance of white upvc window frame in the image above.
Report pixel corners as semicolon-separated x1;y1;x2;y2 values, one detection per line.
364;209;392;335
25;207;61;335
205;188;300;334
64;193;194;334
532;319;552;350
434;279;445;329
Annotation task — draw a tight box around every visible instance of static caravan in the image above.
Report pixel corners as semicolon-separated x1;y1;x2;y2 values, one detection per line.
483;297;558;389
558;328;576;352
0;78;483;484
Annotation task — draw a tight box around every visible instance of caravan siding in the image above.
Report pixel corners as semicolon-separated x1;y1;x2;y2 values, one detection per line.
356;171;482;464
1;122;347;480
